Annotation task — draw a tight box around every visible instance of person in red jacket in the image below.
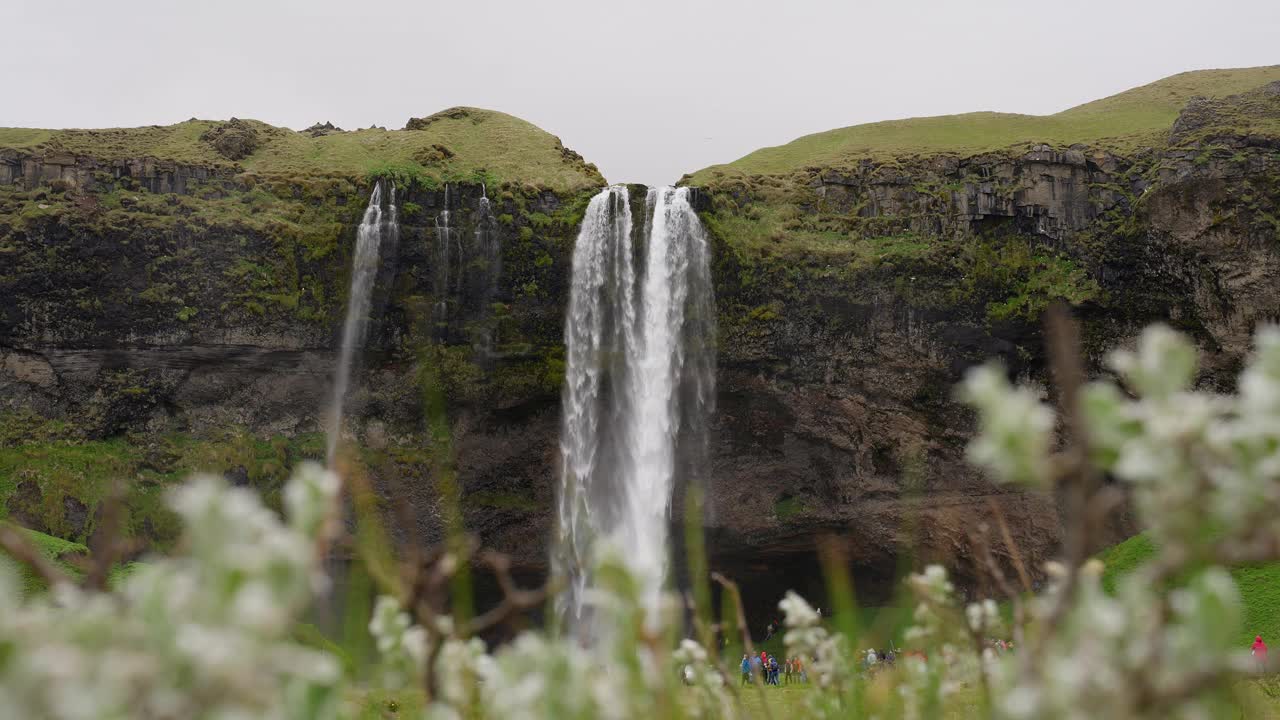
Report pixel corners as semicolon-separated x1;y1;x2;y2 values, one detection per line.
1252;635;1268;671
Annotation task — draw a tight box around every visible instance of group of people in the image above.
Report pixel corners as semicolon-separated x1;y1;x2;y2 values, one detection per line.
740;652;808;686
861;648;897;670
988;638;1015;654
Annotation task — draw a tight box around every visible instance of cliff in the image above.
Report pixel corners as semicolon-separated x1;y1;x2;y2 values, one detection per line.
689;69;1280;616
0;108;600;553
3;70;1280;623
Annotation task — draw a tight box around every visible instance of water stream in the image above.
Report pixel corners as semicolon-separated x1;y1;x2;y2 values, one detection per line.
326;182;397;464
433;185;453;326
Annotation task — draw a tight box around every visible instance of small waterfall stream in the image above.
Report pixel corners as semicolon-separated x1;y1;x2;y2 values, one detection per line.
555;185;716;634
472;185;501;354
326;182;397;464
433;185;453;326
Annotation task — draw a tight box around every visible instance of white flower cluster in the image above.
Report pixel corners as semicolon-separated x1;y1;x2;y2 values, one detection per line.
904;564;955;647
1093;326;1280;554
993;561;1244;720
960;365;1055;487
365;549;726;720
0;462;342;720
673;636;729;719
779;591;850;692
369;595;429;689
959;324;1280;719
899;565;984;715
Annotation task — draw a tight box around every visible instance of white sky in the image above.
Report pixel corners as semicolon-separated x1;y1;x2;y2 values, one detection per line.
4;0;1278;186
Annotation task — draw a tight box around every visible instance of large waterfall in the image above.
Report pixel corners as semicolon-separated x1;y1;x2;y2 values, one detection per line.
326;182;398;464
555;185;716;633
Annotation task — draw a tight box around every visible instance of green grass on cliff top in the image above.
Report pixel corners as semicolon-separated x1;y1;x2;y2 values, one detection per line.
0;107;604;192
692;65;1280;182
1098;533;1280;649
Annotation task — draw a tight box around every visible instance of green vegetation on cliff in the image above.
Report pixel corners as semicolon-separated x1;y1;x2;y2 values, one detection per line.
702;183;1101;331
691;65;1280;182
0;107;605;192
0;415;327;549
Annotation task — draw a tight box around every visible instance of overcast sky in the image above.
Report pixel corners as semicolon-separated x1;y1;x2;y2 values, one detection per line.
5;0;1278;185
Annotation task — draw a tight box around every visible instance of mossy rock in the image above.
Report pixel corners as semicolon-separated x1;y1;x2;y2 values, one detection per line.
200;118;261;161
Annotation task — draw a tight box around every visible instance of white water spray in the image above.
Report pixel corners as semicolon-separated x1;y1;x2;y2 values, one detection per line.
555;185;716;633
326;182;397;464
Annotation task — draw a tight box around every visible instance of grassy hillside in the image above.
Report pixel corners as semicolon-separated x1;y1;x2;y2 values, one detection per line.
0;107;605;192
1098;534;1280;649
0;522;88;596
692;65;1280;182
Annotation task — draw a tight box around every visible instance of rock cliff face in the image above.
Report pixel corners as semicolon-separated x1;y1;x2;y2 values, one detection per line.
2;83;1280;626
694;81;1280;618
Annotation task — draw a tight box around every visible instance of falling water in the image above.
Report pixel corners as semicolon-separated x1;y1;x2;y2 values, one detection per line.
326;182;397;463
433;185;453;325
472;187;501;354
475;186;499;270
555;185;716;634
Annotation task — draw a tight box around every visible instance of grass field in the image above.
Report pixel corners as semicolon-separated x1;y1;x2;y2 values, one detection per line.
691;65;1280;183
1098;533;1280;649
0;107;604;192
1;522;87;596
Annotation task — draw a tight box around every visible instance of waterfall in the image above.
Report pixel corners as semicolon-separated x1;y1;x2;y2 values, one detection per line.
326;182;397;464
555;185;716;634
474;184;499;276
472;188;501;354
433;185;453;327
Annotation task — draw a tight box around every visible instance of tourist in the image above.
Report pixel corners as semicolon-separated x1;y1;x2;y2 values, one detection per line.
1253;635;1268;671
769;654;780;685
795;655;806;683
784;657;792;685
741;654;751;686
750;653;763;683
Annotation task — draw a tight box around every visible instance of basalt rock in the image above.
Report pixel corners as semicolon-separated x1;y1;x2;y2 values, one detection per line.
303;121;344;137
0;148;232;193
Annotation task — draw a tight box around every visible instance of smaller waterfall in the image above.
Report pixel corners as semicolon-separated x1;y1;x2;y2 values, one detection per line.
475;186;497;261
433;185;455;327
326;182;396;463
472;188;501;354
